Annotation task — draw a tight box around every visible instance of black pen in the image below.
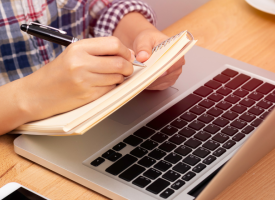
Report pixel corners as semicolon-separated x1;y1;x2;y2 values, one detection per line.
20;22;146;67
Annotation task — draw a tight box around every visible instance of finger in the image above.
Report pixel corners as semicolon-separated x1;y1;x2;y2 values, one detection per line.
133;34;155;63
89;85;117;101
70;36;134;62
83;55;133;76
83;73;125;87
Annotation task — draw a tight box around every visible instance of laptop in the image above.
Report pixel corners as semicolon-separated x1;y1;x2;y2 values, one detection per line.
14;45;275;200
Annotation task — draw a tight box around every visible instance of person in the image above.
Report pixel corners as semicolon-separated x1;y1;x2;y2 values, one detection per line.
0;0;185;135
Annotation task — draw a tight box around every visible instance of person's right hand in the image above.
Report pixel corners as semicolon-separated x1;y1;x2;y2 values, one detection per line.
20;36;134;122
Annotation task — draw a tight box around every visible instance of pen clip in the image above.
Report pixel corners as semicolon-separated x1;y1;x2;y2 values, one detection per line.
28;22;67;34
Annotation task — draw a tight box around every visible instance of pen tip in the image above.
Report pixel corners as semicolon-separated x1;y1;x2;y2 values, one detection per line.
20;24;27;32
133;60;147;67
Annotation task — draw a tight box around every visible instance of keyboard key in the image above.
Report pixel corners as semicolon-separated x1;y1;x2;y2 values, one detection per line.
130;147;148;158
204;124;220;134
251;118;263;127
256;82;275;94
221;126;238;136
182;171;196;181
140;140;158;150
203;140;220;150
260;111;272;120
192;163;206;173
134;127;155;139
107;152;122;162
162;170;181;182
217;87;232;96
138;156;156;167
203;155;217;165
160;188;175;199
133;176;151;188
188;120;205;130
178;127;196;137
265;93;275;103
231;119;247;129
171;118;188;129
151;132;168;143
146;178;170;194
222;110;238;120
161;125;178;136
205;80;222;89
180;112;197;122
123;135;143;147
194;131;211;141
174;145;192;156
182;155;201;166
225;74;250;90
148;149;166;160
242;78;263;91
119;164;146;181
225;94;241;104
106;154;137;175
198;114;214;123
154;161;172;172
234;88;249;97
213;117;230;127
91;157;105;167
171;180;185;190
233;133;245;141
208;93;224;102
169;134;186;145
199;99;215;108
159;141;177;152
216;101;232;110
172;162;191;174
222;69;238;77
144;168;162;180
257;99;273;109
185;138;202;149
248;92;264;101
212;133;229;143
190;105;206;115
102;149;115;159
240;98;255;107
193;147;210;158
213;74;230;83
213;147;226;157
222;140;236;149
112;142;126;151
231;104;247;114
242;125;254;134
164;153;182;164
147;94;202;130
207;107;223;117
248;106;264;116
240;112;256;122
194;86;213;97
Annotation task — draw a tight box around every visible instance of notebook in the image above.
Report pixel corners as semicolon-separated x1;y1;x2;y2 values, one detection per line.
12;31;197;136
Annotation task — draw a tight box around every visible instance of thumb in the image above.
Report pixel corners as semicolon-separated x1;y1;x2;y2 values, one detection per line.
134;37;154;63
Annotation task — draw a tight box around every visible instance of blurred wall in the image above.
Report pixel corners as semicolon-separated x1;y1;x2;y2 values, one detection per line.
143;0;210;30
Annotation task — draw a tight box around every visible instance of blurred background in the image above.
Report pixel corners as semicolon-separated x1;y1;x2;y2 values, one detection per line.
143;0;210;30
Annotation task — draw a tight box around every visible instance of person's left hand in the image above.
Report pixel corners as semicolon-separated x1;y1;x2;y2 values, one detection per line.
132;28;185;90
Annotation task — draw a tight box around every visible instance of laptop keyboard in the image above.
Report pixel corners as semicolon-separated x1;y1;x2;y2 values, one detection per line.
87;68;275;199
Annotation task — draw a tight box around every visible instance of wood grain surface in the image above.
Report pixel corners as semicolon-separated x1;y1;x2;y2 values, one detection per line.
1;0;275;199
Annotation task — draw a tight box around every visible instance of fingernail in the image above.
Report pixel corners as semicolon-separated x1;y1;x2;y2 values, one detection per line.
137;51;150;60
129;49;135;62
160;71;168;77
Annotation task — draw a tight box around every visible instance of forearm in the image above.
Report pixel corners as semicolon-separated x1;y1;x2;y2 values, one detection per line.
113;12;158;49
0;79;32;135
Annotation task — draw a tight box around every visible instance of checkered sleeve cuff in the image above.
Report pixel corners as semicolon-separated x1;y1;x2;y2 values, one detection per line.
93;0;156;37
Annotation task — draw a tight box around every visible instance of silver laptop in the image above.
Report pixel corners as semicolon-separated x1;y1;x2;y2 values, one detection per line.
14;45;275;200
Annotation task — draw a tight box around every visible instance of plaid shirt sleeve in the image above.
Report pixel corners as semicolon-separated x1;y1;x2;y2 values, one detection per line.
91;0;156;37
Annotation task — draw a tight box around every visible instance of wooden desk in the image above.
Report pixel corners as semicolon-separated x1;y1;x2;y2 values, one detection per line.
1;0;275;199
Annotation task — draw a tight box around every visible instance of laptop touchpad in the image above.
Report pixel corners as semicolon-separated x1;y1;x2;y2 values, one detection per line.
108;87;178;125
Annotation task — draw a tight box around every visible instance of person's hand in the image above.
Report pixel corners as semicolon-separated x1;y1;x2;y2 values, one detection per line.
20;37;134;122
133;28;185;90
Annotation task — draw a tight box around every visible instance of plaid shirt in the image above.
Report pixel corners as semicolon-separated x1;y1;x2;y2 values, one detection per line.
0;0;155;86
